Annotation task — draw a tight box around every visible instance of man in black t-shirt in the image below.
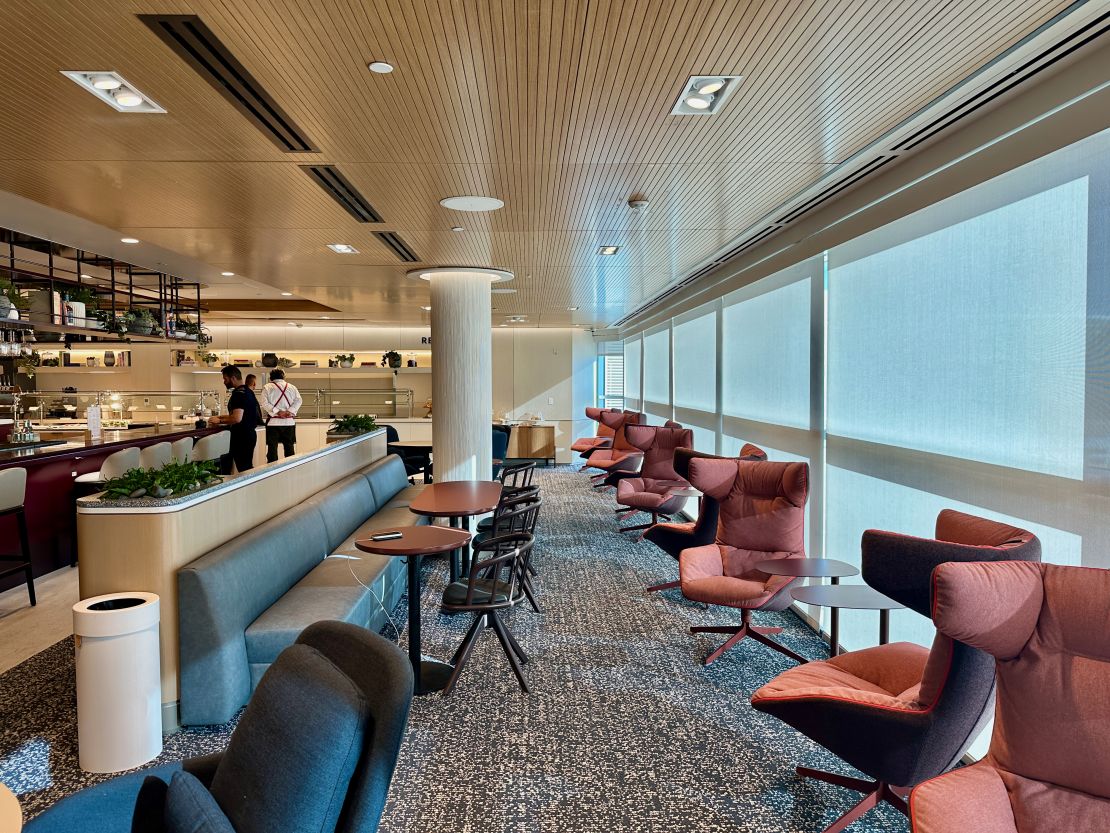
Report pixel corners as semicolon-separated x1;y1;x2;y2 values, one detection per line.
207;365;259;473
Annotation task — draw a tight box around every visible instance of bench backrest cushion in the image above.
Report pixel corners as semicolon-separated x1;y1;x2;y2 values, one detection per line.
363;455;410;508
306;474;378;552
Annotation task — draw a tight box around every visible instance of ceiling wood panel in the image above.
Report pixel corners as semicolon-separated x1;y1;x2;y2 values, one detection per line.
0;0;1081;325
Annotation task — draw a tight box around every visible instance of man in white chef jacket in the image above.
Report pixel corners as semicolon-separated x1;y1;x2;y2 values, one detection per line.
260;368;303;462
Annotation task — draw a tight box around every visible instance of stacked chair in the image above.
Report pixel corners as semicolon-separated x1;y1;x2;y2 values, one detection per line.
439;532;535;695
679;455;810;665
583;410;644;488
612;422;694;533
751;510;1040;833
910;560;1110;833
571;407;619;458
642;444;766;593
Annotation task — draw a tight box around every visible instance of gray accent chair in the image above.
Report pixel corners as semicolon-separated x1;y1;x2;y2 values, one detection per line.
27;622;413;833
178;454;426;725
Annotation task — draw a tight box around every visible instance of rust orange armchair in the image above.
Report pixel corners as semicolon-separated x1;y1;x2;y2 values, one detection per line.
584;410;643;487
571;406;618;458
613;422;694;533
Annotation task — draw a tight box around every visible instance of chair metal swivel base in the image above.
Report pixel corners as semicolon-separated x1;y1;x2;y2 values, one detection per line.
795;767;908;833
690;609;808;665
445;610;530;695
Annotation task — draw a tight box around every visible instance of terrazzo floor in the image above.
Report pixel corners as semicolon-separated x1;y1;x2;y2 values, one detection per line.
0;463;908;832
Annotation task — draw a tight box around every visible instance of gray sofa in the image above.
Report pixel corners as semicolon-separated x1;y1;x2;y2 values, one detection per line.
178;454;427;725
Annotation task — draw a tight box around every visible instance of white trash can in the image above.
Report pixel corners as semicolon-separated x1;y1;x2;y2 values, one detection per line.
72;592;162;773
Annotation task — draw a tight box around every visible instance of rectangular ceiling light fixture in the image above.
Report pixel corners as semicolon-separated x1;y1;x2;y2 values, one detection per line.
598;245;620;256
327;243;359;254
670;75;742;116
61;71;166;113
139;14;317;152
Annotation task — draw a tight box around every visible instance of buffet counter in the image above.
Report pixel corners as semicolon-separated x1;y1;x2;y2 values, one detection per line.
0;423;220;592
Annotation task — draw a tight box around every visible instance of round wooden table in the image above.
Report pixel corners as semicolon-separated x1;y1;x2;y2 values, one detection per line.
409;481;503;581
757;558;860;656
356;525;472;695
791;584;905;647
1;782;22;832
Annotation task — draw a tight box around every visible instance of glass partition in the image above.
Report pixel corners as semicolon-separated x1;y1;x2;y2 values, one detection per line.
311;388;415;419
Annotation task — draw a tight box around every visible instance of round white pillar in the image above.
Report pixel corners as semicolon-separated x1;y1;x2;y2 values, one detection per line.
414;267;512;482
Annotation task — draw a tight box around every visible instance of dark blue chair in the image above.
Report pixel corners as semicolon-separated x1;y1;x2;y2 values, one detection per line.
491;426;510;479
27;621;413;833
382;423;429;481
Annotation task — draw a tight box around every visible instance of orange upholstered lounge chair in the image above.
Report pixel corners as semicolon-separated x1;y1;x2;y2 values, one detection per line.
613;421;694;533
583;410;643;487
571;407;618;458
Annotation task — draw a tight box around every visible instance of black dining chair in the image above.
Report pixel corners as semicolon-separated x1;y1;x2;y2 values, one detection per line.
440;532;534;695
474;492;542;613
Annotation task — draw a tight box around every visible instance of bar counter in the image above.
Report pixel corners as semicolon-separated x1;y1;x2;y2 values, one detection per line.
0;422;219;591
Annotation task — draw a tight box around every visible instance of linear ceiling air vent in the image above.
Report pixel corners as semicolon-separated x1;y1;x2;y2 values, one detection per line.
139;14;318;152
892;10;1110;152
775;156;896;226
374;232;420;263
302;165;383;223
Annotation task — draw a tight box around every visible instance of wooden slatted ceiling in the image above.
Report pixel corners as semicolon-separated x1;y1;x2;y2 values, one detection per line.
0;0;1077;325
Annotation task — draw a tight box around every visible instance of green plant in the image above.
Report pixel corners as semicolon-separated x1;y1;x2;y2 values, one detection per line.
277;356;295;368
196;350;219;365
328;414;379;435
41;356;60;367
93;308;133;339
334;353;356;365
179;317;211;346
101;459;220;500
130;307;156;324
16;351;40;378
66;287;98;310
383;350;402;367
0;277;29;310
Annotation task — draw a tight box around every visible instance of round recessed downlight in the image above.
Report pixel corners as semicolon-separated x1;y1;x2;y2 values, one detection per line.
113;87;144;107
408;266;514;283
439;195;504;212
695;78;725;95
280;292;293;296
685;93;712;110
450;226;465;232
368;61;394;74
221;271;235;276
420;305;432;311
120;237;139;244
91;74;122;90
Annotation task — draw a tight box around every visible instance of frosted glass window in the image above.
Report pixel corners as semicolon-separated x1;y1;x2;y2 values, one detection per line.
623;337;641;403
673;310;717;411
722;278;811;428
689;424;716;455
643;328;671;405
827;177;1087;478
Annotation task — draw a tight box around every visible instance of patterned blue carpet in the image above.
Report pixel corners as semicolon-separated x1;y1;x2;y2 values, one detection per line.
1;463;908;831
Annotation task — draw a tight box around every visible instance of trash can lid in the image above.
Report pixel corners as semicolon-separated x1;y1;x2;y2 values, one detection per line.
73;592;160;638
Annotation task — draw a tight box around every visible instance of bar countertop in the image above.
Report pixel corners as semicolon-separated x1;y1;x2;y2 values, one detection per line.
0;422;218;467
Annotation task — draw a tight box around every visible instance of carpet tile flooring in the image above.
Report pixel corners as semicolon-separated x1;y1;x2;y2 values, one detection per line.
0;463;909;831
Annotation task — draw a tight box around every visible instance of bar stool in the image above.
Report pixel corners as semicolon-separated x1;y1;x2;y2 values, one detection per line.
170;436;193;464
74;446;141;485
0;468;35;606
139;441;172;470
190;432;230;463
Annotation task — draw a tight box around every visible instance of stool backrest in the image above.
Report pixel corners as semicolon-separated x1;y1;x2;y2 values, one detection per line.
140;442;172;470
0;467;27;511
192;431;231;462
171;437;194;464
100;447;142;480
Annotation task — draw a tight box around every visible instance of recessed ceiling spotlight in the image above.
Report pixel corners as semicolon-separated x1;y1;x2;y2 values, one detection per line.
367;61;394;74
113;87;144;107
62;71;165;113
598;245;620;256
120;237;140;244
280;292;293;296
439;195;504;212
221;271;235;276
91;74;122;90
81;273;93;279
670;75;742;116
320;315;331;319
695;78;726;94
327;243;359;254
567;306;579;311
420;305;432;311
450;226;465;232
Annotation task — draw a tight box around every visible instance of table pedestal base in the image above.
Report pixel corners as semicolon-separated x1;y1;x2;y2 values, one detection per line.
415;659;455;695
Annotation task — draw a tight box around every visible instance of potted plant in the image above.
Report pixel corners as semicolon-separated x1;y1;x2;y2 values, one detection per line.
0;278;28;320
93;309;133;339
327;414;379;437
334;352;355;368
100;459;220;500
16;351;40;378
41;355;60;367
66;286;99;326
179;316;211;346
277;356;295;369
128;307;156;335
196;350;219;367
382;350;402;369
